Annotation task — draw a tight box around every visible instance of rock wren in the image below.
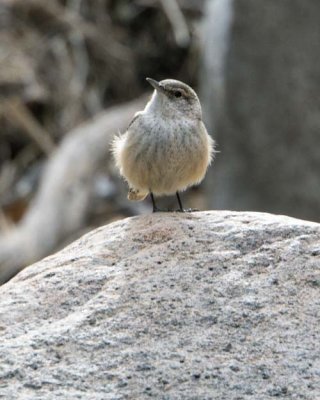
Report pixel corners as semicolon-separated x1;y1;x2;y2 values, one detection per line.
113;78;214;212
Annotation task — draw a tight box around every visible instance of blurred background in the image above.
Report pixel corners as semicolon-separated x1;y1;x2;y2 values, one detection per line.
0;0;319;282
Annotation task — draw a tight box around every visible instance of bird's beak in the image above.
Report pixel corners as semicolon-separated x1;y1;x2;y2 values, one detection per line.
146;77;165;94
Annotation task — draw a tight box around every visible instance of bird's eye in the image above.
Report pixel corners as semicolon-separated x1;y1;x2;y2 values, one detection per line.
174;90;182;98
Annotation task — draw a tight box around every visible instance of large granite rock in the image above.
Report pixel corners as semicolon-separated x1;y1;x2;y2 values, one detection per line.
0;211;319;399
201;0;320;222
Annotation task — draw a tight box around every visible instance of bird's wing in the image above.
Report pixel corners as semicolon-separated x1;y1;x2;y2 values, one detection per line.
127;111;142;130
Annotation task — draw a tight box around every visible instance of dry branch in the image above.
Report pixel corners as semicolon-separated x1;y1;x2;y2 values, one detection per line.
0;95;148;284
4;99;56;155
160;0;190;47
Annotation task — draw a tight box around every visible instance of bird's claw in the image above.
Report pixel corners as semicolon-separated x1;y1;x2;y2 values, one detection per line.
175;208;199;213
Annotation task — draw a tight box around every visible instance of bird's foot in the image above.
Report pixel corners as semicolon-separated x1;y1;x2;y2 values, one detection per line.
175;208;199;213
175;208;200;212
152;207;170;213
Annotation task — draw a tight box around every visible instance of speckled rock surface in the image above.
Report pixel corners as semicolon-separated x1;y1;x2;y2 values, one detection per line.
0;211;319;399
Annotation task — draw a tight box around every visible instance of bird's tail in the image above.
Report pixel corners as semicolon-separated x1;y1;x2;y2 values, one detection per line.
128;188;148;201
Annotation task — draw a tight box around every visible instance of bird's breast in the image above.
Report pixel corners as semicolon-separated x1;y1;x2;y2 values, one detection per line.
121;114;211;194
129;116;205;168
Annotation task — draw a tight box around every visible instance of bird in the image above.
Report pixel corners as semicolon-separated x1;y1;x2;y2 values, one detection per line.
112;77;214;212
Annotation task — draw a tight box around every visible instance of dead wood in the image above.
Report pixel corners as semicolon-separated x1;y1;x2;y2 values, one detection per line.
160;0;190;47
0;95;148;284
3;99;56;155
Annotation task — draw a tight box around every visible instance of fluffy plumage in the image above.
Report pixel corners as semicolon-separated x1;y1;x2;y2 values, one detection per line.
112;78;215;204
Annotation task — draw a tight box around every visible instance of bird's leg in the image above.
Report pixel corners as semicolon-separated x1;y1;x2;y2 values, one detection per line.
150;192;169;212
176;191;199;212
150;192;158;212
150;192;164;212
176;192;184;212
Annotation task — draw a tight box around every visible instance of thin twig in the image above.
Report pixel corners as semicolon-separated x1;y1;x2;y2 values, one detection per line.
159;0;190;47
3;99;56;156
0;208;14;233
136;0;204;15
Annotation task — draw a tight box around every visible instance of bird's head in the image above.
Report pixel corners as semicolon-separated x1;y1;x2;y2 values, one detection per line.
146;78;202;119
